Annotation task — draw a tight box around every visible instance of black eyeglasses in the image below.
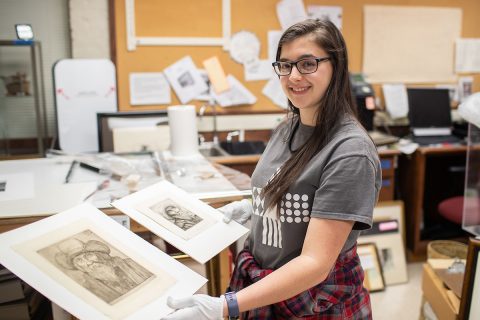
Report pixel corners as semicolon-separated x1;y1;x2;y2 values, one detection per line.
272;57;330;76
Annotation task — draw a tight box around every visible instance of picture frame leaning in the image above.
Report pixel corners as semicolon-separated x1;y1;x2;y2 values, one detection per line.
357;242;386;292
0;203;206;320
459;237;480;320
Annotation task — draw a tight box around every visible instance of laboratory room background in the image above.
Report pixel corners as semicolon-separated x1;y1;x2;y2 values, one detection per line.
0;1;480;320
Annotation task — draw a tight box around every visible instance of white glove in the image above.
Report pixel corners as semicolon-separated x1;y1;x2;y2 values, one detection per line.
218;199;253;224
162;295;224;320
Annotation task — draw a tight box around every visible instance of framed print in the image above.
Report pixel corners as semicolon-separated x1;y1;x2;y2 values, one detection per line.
357;243;386;292
373;201;405;243
112;180;249;264
0;203;206;320
358;219;408;285
459;238;480;320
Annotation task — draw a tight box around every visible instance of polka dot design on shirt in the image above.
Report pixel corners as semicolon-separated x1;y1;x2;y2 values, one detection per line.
279;193;310;223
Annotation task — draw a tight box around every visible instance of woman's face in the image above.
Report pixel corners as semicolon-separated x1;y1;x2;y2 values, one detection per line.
279;35;333;125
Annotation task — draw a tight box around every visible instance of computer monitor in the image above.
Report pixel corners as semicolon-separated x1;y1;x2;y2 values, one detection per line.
407;88;452;136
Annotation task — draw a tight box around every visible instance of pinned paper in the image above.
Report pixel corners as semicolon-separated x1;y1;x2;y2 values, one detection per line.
263;77;288;109
382;84;408;119
307;5;343;30
202;56;230;94
244;59;274;81
268;30;283;63
211;75;257;107
129;72;171;105
164;56;208;104
276;0;307;30
229;31;260;65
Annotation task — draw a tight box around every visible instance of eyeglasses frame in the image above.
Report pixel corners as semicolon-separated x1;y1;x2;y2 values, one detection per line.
272;56;331;76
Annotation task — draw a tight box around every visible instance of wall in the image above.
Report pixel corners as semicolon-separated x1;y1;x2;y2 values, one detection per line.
113;0;480;114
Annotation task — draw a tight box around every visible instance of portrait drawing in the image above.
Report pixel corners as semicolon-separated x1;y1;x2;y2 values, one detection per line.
149;199;203;231
37;230;155;305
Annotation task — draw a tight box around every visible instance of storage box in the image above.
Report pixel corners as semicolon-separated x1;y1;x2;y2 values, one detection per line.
421;264;458;320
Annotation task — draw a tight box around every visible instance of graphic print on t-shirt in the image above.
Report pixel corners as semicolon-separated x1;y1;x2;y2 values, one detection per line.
252;186;311;249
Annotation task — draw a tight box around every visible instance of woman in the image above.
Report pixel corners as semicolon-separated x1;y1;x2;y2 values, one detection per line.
164;19;381;320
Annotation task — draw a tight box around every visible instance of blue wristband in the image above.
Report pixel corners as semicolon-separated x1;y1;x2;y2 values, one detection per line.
224;291;240;319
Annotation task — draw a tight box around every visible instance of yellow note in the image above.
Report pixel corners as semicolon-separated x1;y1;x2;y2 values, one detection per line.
202;56;230;94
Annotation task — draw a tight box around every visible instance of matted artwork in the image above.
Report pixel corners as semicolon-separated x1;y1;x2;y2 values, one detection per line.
136;197;215;240
0;203;206;320
112;180;249;264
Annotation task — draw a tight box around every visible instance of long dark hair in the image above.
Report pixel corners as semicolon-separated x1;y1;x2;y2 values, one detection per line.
263;19;357;212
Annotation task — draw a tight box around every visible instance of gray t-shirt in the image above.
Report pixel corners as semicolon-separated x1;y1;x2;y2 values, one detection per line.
248;115;381;269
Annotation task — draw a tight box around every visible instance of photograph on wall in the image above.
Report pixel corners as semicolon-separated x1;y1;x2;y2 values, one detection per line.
0;203;206;320
112;180;249;264
135;197;215;240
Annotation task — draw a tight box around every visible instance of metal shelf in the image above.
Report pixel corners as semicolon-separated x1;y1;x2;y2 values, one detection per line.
0;40;47;156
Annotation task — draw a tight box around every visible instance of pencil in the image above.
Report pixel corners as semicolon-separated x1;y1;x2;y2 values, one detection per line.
64;160;77;183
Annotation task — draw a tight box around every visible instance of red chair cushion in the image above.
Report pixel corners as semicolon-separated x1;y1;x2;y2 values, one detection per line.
438;196;464;225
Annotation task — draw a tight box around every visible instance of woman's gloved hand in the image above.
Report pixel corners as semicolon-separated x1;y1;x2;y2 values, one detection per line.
218;199;253;224
162;295;224;320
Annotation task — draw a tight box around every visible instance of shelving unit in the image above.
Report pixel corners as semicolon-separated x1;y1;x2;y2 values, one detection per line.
0;40;47;156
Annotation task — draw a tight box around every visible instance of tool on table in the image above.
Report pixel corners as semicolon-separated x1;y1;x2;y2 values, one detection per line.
64;160;78;183
83;179;110;201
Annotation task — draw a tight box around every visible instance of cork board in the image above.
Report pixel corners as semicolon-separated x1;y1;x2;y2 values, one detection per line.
113;0;480;113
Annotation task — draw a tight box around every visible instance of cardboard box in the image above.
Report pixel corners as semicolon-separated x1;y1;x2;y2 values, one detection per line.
421;264;458;320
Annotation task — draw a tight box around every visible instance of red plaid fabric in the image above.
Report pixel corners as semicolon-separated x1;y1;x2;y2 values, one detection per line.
228;245;372;319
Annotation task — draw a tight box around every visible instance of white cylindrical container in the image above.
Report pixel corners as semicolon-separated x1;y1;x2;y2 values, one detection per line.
167;105;199;156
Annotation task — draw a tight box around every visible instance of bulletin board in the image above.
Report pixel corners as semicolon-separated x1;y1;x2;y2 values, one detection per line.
112;0;480;114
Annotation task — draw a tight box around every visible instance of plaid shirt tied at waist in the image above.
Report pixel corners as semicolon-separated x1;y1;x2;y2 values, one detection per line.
228;245;372;319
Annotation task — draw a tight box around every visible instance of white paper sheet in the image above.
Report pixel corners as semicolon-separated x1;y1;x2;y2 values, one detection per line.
455;39;480;73
244;59;274;81
382;84;408;119
195;70;213;101
276;0;307;30
164;56;208;104
0;172;35;202
129;72;171;105
112;180;249;264
229;31;260;65
0;203;206;320
211;75;257;107
0;158;99;217
307;5;343;30
262;77;288;109
268;30;283;63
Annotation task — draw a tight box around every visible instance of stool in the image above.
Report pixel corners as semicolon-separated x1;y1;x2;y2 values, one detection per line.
438;196;464;225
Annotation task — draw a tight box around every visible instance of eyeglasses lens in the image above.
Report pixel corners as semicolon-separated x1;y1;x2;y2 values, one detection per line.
297;59;318;73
